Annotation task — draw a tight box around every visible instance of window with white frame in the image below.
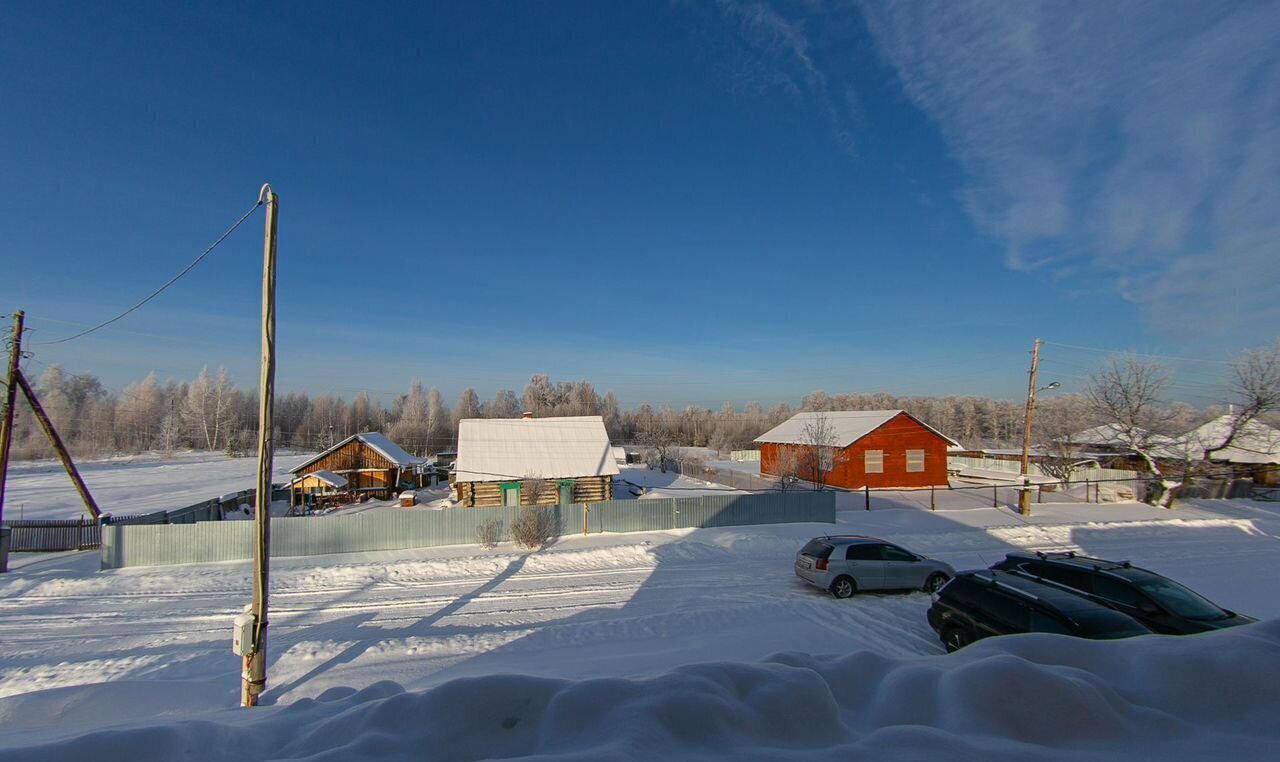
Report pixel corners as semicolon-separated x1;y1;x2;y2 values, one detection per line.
864;450;883;473
906;449;925;472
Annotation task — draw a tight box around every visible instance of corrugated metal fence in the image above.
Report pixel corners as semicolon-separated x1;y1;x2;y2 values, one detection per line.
2;519;101;552
100;491;835;569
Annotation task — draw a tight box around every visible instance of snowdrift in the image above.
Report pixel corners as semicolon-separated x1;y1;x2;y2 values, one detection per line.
4;620;1276;761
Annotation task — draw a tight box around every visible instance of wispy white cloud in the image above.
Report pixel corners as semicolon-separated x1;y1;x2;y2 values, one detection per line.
713;0;861;153
856;0;1280;339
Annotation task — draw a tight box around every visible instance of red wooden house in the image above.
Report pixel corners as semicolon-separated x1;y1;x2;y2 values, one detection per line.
755;410;958;489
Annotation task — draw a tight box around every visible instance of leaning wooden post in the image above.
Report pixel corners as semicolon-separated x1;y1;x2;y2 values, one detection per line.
243;184;278;708
15;370;101;519
0;310;24;527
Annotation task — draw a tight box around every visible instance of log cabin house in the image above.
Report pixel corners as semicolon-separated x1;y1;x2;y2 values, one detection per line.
453;415;620;507
756;410;959;490
288;432;426;502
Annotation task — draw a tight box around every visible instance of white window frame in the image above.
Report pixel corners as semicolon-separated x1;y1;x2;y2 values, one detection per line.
864;450;884;474
906;449;925;473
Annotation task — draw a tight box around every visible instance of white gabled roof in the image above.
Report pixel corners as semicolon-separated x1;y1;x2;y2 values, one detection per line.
290;431;426;474
454;416;620;483
753;410;960;448
1066;425;1187;458
1185;416;1280;464
291;470;348;488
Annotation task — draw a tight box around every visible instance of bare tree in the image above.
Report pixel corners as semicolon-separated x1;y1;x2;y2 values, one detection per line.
1086;357;1181;506
641;428;680;473
1200;341;1280;460
801;413;840;491
773;446;801;492
511;505;557;549
523;477;553;506
1035;394;1092;484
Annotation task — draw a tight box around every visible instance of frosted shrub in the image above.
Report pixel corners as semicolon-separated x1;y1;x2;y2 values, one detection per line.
511;506;557;549
476;517;503;549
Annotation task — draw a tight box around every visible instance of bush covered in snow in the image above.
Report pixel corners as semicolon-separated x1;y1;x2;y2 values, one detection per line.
510;506;557;549
476;517;503;549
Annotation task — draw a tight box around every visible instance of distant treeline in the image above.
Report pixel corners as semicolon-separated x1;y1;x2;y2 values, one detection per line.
8;367;1214;461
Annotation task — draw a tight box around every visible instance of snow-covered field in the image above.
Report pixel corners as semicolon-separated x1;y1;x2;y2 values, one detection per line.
3;451;314;520
2;492;1279;759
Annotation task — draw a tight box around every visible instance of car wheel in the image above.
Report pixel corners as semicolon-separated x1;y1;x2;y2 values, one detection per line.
923;573;949;594
942;626;971;653
830;576;857;599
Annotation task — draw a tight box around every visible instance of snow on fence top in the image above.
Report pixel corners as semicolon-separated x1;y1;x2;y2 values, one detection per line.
455;415;620;483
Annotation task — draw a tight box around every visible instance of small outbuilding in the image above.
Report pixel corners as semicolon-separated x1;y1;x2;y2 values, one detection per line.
755;410;958;490
453;415;620;507
288;432;426;501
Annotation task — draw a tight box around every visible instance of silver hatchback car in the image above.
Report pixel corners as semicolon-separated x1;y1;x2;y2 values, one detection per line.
795;534;955;598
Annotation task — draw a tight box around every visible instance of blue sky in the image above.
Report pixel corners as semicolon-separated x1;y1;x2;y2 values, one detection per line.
2;1;1276;409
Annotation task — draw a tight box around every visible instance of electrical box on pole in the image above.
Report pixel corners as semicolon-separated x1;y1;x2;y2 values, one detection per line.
232;612;256;657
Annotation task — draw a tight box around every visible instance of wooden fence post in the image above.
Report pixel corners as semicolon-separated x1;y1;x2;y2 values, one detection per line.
993;485;999;507
930;485;935;511
864;485;870;511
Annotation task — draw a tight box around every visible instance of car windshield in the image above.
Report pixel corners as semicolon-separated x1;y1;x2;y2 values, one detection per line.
1130;575;1228;620
800;540;833;559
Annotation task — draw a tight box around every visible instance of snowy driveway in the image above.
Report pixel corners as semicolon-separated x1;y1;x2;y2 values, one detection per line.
1;498;1279;750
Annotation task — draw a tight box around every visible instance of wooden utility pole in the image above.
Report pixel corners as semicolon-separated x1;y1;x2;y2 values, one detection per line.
0;311;24;526
15;370;100;519
1018;338;1042;516
243;184;278;707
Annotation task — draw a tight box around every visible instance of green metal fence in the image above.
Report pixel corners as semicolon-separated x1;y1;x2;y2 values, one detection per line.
100;491;834;569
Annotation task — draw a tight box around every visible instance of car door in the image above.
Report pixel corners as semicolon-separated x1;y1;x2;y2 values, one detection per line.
972;591;1030;639
881;544;924;589
842;543;885;590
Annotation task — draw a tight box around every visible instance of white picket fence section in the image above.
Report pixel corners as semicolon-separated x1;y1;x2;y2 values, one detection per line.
947;456;1137;483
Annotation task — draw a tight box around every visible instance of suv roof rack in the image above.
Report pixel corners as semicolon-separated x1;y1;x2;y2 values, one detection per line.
1035;551;1133;570
967;571;1045;604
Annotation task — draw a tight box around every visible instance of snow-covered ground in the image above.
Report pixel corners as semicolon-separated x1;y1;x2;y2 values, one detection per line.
3;451;313;520
615;464;749;498
2;496;1278;758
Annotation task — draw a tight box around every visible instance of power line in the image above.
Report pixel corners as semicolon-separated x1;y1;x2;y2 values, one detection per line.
37;198;265;346
1041;340;1234;366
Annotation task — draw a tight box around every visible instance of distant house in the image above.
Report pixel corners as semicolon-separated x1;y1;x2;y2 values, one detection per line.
1064;424;1180;456
1185;415;1280;485
755;410;958;489
611;446;629;466
288;432;426;501
453;415;620;507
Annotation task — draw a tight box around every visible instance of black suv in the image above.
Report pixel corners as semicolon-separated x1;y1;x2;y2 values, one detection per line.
990;551;1256;635
927;570;1151;652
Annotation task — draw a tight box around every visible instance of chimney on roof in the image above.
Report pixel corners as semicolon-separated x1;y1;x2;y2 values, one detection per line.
522;411;534;420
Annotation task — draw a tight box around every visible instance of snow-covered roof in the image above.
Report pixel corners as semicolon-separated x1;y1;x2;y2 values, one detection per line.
290;432;426;474
291;470;348;488
454;416;620;483
611;445;628;463
753;410;960;449
1069;424;1146;448
1184;416;1280;464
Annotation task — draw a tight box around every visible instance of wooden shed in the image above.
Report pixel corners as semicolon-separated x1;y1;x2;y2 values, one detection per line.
453;415;620;507
755;410;958;490
288;432;426;501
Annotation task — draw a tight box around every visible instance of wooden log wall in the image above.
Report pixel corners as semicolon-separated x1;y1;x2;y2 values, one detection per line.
454;475;614;507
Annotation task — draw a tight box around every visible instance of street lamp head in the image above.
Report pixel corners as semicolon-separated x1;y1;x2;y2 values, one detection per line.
1042;382;1061;391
